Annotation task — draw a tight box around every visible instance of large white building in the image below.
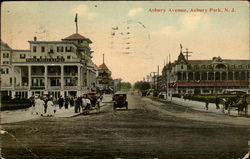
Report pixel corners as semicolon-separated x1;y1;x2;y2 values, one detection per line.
0;33;97;99
161;51;250;96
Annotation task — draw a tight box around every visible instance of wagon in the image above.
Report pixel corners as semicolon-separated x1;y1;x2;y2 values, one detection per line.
82;92;101;114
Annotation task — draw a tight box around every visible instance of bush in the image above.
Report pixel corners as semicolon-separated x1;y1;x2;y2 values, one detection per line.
0;98;31;111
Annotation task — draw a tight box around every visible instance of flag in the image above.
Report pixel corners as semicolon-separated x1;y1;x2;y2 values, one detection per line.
75;13;78;22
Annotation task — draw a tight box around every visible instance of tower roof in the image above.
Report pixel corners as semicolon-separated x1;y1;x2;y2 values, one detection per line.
98;63;110;70
62;33;92;43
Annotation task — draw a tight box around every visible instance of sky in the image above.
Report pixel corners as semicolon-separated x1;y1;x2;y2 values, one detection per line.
1;1;249;83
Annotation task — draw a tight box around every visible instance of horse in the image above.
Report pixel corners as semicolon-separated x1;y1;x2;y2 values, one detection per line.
223;95;248;116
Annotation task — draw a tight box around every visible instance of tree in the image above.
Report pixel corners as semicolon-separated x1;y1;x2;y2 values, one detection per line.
133;81;151;91
119;82;132;91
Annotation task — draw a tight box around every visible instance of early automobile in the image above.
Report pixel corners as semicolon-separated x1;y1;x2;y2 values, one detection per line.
113;91;128;110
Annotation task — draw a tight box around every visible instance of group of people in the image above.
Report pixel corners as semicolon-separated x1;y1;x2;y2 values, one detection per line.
29;94;103;116
30;95;56;116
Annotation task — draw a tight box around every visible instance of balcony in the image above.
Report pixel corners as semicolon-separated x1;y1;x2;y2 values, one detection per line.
31;86;45;90
15;86;29;90
64;86;78;90
47;73;61;77
64;73;78;77
48;86;61;90
31;73;44;77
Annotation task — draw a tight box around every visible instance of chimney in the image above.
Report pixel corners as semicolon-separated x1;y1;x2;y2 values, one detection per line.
34;36;37;41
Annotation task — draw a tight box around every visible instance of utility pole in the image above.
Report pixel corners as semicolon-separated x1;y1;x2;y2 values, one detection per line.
183;48;192;61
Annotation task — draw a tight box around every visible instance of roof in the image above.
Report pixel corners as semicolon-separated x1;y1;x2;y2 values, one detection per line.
12;49;30;52
62;33;92;43
188;59;250;65
1;41;12;50
98;63;110;70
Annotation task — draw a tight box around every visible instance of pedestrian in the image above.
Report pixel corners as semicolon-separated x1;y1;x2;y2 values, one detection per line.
82;95;91;114
36;96;45;116
65;97;69;109
34;95;39;115
58;96;64;109
75;97;81;113
46;98;55;117
70;97;74;107
204;97;209;110
44;96;49;114
29;96;35;114
215;96;220;109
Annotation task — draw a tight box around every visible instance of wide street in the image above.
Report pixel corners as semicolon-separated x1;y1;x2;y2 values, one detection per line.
1;94;249;159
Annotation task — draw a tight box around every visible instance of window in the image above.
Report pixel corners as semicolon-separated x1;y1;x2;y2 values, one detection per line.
49;47;54;53
66;46;72;52
3;53;9;58
33;46;37;52
6;68;9;74
10;77;12;84
20;54;26;59
33;56;36;58
3;61;9;64
41;46;45;52
57;46;64;52
67;56;71;59
181;64;183;69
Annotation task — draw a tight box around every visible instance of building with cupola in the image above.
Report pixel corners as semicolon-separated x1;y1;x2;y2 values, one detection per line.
0;32;97;99
96;54;113;94
161;48;250;96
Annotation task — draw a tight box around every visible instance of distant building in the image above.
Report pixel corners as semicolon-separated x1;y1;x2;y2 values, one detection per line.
161;51;250;95
96;55;113;93
0;32;97;99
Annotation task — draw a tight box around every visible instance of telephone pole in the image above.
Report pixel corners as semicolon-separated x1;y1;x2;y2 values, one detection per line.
183;48;192;61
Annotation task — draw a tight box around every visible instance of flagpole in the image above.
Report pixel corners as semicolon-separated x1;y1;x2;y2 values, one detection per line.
75;13;78;33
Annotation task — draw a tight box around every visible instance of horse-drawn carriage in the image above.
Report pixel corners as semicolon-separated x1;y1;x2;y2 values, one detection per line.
81;92;101;114
222;90;249;116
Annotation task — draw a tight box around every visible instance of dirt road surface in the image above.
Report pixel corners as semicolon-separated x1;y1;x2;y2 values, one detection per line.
1;94;249;159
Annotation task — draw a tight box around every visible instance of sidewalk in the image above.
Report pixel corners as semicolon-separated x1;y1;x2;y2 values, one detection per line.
0;101;108;124
158;97;250;116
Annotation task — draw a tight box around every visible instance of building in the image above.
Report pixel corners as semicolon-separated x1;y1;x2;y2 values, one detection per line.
161;50;250;96
96;55;113;94
0;32;97;99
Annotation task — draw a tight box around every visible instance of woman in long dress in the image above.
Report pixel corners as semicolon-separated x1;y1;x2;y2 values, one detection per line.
37;97;45;116
46;98;55;116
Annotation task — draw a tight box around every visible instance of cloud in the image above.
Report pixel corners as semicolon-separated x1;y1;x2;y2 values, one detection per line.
179;13;210;30
72;4;98;20
152;13;210;37
128;8;143;17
